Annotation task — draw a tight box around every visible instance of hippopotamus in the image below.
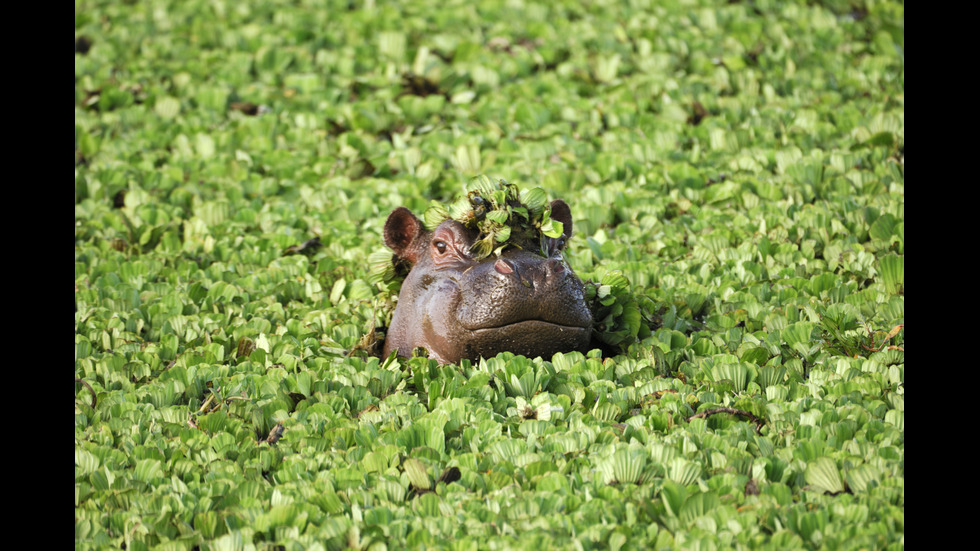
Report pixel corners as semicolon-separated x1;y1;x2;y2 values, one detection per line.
382;200;593;364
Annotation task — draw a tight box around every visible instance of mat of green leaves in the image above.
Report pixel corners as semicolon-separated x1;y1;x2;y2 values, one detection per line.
76;1;903;549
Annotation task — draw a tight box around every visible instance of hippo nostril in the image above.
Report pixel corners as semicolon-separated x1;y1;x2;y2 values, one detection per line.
494;258;514;275
539;258;564;281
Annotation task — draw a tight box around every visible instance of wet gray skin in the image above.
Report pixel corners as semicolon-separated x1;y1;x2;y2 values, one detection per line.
382;200;593;364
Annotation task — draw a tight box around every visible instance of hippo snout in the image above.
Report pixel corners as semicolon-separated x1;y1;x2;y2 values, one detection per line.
456;249;592;332
493;256;566;285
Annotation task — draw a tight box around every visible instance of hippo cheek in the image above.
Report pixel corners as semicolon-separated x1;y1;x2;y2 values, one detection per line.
416;278;465;362
419;311;457;364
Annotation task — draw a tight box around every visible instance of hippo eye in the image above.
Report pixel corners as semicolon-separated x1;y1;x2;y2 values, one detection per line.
433;240;448;255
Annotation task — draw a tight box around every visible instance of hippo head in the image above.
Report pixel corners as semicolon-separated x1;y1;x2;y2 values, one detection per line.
382;200;593;364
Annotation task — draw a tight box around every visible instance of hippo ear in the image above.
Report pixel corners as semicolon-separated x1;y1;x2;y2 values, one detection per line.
549;200;573;243
384;207;426;264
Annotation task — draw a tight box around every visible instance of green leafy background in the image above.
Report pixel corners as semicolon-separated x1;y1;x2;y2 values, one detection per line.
75;0;904;549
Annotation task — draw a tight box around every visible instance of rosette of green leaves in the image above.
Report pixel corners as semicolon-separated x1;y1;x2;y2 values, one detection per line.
423;175;564;259
367;249;399;286
586;267;652;351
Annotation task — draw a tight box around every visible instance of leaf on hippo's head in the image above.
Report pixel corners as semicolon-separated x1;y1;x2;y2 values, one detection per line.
423;201;450;231
519;186;548;214
485;210;509;225
448;195;474;224
431;175;565;260
539;216;564;239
